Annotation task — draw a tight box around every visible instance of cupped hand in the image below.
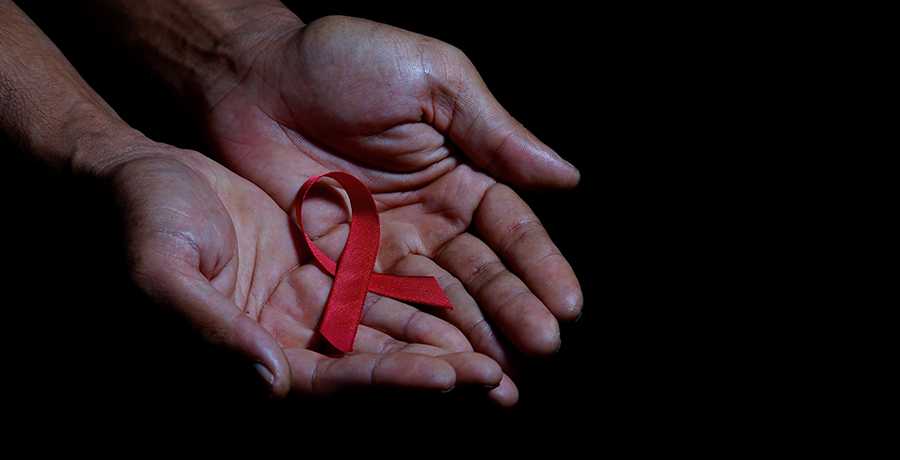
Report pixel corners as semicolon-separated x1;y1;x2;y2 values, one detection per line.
203;16;583;383
100;129;510;404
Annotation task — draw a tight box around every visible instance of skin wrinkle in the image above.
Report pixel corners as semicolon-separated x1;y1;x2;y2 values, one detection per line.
376;222;415;269
211;124;261;174
490;127;522;172
364;352;383;386
467;258;508;297
277;123;331;174
357;167;386;191
401;309;435;349
198;8;302;117
495;217;545;262
522;250;567;281
422;39;466;130
378;334;407;355
238;234;264;315
278;120;397;192
71;127;150;178
257;259;303;317
360;294;399;341
135;241;197;285
466;315;496;351
420;171;490;248
489;283;531;321
475;268;531;322
306;352;320;395
432;183;488;266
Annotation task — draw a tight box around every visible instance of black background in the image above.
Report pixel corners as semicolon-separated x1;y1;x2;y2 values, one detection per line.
0;1;721;451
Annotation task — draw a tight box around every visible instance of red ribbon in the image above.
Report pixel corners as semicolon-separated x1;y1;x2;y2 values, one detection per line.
295;172;453;352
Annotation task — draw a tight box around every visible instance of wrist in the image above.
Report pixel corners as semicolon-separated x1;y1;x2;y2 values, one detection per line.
65;111;156;180
1;0;129;177
0;53;141;179
95;0;304;115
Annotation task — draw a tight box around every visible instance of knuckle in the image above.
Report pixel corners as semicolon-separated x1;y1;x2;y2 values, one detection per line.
496;217;544;255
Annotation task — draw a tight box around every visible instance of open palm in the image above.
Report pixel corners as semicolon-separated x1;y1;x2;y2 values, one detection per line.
113;139;504;403
201;16;583;395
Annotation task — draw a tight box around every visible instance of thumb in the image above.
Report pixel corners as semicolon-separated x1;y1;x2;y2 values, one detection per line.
429;50;580;193
147;275;293;398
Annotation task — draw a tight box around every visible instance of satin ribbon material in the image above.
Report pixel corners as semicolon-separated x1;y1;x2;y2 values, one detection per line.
295;172;453;352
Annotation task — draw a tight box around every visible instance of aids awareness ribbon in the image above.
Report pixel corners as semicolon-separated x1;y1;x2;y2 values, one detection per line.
295;172;453;352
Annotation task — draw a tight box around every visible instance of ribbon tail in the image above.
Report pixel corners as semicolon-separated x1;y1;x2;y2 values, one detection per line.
368;273;453;309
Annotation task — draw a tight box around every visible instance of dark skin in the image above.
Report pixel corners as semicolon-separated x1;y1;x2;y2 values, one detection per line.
4;0;583;406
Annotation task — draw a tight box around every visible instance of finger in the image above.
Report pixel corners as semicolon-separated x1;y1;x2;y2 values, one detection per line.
389;254;521;372
487;374;519;408
475;183;583;322
436;352;503;389
426;48;580;193
436;351;517;408
360;293;473;353
435;232;561;357
140;272;293;398
284;347;456;395
354;326;505;391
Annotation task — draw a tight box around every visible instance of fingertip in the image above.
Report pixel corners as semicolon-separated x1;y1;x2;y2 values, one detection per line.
230;314;292;398
523;316;562;358
521;141;581;194
494;297;560;358
492;133;581;195
266;361;293;399
495;124;580;194
563;162;581;190
252;362;287;399
555;289;585;323
533;259;583;323
487;374;519;408
438;352;503;387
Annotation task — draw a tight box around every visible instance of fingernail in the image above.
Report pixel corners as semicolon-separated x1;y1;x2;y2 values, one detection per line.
552;338;562;357
572;310;583;323
440;385;456;394
253;362;274;388
483;383;500;391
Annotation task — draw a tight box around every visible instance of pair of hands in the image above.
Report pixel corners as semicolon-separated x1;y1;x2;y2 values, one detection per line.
112;15;581;407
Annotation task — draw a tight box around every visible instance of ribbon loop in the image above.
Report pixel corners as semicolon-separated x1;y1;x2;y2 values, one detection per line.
295;172;452;352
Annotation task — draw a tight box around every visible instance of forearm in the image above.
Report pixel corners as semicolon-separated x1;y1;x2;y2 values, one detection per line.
0;0;128;176
90;0;303;115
